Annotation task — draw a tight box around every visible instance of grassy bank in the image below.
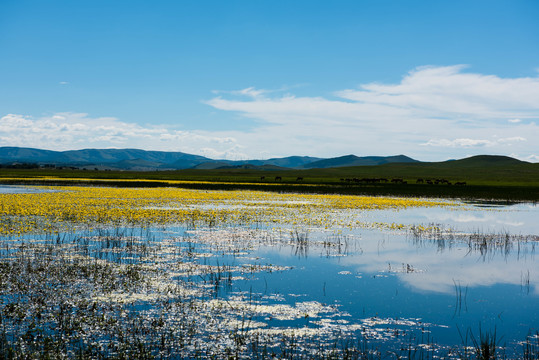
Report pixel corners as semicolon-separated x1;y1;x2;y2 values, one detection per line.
1;158;539;201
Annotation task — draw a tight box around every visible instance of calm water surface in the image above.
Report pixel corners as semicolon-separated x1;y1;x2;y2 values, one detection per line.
188;200;538;356
0;185;50;194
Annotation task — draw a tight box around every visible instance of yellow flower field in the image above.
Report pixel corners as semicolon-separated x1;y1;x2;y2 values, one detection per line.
0;185;455;235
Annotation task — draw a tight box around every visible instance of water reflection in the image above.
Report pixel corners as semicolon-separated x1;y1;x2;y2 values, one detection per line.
366;201;539;235
340;232;537;295
463;199;536;208
0;193;537;358
241;200;539;356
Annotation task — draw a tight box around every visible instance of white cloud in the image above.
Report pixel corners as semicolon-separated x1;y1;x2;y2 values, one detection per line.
0;112;242;159
496;136;526;144
422;138;493;147
335;65;539;120
198;146;249;160
523;154;539;162
205;65;539;161
236;87;267;98
212;86;292;99
2;65;539;161
422;136;527;148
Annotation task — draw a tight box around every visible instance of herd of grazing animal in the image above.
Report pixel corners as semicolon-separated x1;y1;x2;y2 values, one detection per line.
257;176;467;185
339;177;466;185
417;178;456;185
340;178;389;184
259;176;302;182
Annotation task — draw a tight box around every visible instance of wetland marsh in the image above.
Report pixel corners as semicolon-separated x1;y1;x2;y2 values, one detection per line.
0;185;537;359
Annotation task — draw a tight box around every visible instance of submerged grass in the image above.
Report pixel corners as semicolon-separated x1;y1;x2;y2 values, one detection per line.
1;227;536;359
0;227;422;359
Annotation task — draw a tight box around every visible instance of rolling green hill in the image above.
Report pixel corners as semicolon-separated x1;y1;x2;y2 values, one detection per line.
1;153;538;200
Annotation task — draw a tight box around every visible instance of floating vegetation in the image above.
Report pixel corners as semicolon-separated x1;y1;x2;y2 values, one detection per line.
0;185;456;236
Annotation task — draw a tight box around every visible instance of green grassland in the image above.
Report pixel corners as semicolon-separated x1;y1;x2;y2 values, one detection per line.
1;155;539;201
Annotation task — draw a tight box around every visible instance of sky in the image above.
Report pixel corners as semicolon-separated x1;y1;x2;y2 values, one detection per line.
1;0;538;162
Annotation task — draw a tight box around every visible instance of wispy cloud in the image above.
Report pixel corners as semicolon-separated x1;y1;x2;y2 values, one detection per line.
336;65;539;120
422;137;527;148
211;85;298;99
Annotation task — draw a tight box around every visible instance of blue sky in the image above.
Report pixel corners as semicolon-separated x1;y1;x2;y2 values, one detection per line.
1;0;538;161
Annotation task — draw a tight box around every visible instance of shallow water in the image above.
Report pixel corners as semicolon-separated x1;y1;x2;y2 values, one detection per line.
0;189;537;358
0;185;49;194
160;200;538;356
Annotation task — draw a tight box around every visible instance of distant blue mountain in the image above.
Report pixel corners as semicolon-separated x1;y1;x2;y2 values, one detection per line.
300;154;419;168
0;147;210;170
0;147;419;170
193;156;322;170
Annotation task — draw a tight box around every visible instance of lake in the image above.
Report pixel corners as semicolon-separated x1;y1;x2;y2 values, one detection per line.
0;186;537;358
167;200;538;358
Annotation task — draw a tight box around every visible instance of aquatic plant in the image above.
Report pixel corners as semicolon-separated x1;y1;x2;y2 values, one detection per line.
522;331;539;360
0;186;455;236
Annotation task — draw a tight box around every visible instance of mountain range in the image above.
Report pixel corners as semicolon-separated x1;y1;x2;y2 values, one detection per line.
0;147;422;170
